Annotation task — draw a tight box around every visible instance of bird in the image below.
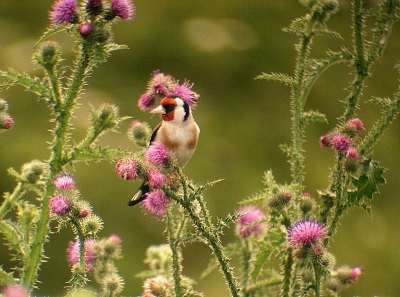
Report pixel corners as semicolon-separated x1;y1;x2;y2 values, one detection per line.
128;96;200;206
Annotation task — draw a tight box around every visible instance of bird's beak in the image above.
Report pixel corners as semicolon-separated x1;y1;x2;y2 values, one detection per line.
150;105;166;115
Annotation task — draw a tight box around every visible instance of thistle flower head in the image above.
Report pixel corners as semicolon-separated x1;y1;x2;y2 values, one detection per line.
143;275;172;297
138;93;156;111
235;206;267;238
107;0;135;20
116;158;138;180
0;114;14;130
67;240;96;271
347;118;366;132
346;147;360;160
145;142;170;167
49;0;78;25
53;173;75;190
319;134;331;149
331;133;350;152
147;169;166;189
170;80;199;108
142;190;170;218
108;234;122;245
49;196;70;216
288;219;325;246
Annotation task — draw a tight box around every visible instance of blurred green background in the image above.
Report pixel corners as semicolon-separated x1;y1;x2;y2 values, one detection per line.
1;0;400;296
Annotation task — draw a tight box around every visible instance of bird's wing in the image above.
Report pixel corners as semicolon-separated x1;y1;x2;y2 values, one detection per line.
149;122;163;144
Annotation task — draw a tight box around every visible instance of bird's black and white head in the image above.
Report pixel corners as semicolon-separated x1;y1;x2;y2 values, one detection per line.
150;97;190;122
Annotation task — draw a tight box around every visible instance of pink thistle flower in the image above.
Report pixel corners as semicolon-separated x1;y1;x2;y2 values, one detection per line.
138;93;156;111
110;0;135;20
319;134;331;149
108;234;122;245
53;173;75;190
235;206;267;238
78;23;94;37
170;80;199;108
49;0;78;25
86;0;103;11
142;190;170;218
67;240;96;271
79;209;90;218
2;285;29;297
145;142;170;167
346;147;360;160
331;133;350;152
49;196;70;216
347;118;366;132
1;116;14;130
350;267;363;282
116;158;138;180
288;219;325;246
148;169;166;189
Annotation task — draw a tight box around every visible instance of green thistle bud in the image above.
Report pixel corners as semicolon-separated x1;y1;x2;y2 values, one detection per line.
91;103;121;135
300;199;314;215
20;160;48;184
34;41;60;69
82;214;104;237
100;272;124;296
0;99;9;112
128;120;152;147
268;188;292;208
144;244;172;271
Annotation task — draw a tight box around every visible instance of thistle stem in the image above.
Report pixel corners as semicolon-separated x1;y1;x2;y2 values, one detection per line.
0;183;24;220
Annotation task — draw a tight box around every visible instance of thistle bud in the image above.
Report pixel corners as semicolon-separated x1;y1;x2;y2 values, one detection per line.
86;0;103;16
0;114;14;130
0;99;9;112
78;23;94;37
34;41;60;69
20;160;48;184
268;189;292;208
101;272;124;296
82;214;104;236
91;103;120;134
143;275;171;297
127;120;152;147
344;147;360;173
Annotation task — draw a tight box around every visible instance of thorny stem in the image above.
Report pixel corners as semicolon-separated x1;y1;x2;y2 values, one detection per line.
167;210;184;297
22;45;91;290
0;183;24;220
240;240;251;297
171;169;240;297
280;248;293;297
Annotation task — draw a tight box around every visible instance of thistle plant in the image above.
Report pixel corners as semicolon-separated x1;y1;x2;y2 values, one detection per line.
1;0;400;297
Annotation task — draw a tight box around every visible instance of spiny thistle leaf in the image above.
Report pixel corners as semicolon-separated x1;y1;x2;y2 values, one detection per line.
33;26;68;49
313;29;342;39
300;110;328;124
0;266;15;286
348;158;386;204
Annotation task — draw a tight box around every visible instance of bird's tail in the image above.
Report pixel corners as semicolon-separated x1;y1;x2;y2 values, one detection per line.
127;182;150;206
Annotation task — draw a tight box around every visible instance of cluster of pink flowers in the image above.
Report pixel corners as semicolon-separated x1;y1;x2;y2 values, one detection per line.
116;142;172;218
138;71;199;111
49;0;135;37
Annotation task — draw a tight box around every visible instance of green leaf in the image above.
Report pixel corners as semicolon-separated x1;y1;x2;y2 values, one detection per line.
0;266;15;286
255;72;294;86
348;158;386;204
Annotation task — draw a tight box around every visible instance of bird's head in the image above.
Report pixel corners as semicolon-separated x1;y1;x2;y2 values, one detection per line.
150;97;190;122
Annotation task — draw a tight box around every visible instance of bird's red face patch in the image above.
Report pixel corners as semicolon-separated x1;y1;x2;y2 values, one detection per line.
160;97;177;121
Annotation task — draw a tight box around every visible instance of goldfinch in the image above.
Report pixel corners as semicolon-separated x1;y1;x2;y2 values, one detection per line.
128;96;200;206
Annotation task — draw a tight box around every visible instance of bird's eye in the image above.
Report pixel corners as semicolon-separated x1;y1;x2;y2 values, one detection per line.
163;104;176;113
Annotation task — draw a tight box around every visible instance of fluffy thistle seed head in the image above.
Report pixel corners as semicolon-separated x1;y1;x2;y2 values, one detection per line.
143;275;172;297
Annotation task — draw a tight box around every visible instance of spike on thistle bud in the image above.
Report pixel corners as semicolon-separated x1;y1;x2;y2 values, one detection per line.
34;41;60;70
